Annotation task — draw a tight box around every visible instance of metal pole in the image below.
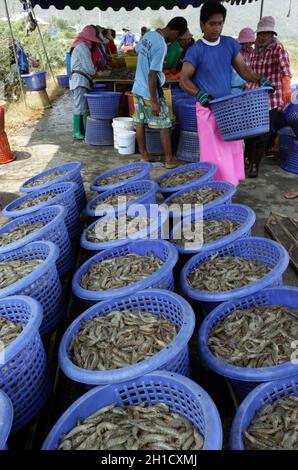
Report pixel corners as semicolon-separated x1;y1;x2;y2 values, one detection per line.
28;1;57;83
3;0;27;105
260;0;265;19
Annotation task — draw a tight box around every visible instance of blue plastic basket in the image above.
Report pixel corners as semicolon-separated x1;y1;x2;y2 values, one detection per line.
0;205;73;278
173;96;196;122
198;287;298;401
21;71;46;91
156;162;217;197
56;74;69;89
81;203;169;252
90;161;152;193
162;180;237;218
19;161;86;212
42;371;222;450
284;103;298;124
171;203;256;255
59;289;195;385
72;240;178;303
178;101;197;132
230;374;298;450
278;127;296;161
2;182;80;240
176;130;200;163
0;390;13;449
281;139;298;174
0;241;65;335
93;82;113;91
85;117;113;146
85;179;158;218
180;237;289;316
210;87;272;141
85;92;121;119
0;295;51;432
145;127;164;155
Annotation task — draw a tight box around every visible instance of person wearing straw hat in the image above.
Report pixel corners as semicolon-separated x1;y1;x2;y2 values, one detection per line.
119;27;137;53
237;27;255;65
244;16;292;177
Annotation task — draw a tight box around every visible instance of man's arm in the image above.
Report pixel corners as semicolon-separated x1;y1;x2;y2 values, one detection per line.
148;70;160;116
232;53;260;83
179;61;200;96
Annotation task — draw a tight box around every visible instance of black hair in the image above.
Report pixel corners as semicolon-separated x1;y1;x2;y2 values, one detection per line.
166;17;188;36
111;29;116;39
200;1;227;24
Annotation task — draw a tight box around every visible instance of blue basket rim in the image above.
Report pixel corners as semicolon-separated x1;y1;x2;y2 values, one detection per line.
198;286;298;382
0;240;59;298
21;71;46;78
0;390;13;449
156;163;217;194
41;370;223;450
0;295;43;364
230;374;298;450
209;87;273;105
72;239;178;301
90;162;153;193
180;237;289;302
56;74;68;79
171;203;256;254
0;205;66;254
59;289;195;384
20;161;83;193
162;180;237;216
81;203;169;251
85;92;122;98
85;179;158;217
2;181;78;218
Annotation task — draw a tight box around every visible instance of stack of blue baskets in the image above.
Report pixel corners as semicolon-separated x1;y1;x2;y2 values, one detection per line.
84;92;121;146
279;127;298;174
176;98;200;162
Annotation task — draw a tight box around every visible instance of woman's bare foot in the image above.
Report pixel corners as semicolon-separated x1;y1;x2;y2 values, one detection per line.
165;159;181;169
141;152;161;163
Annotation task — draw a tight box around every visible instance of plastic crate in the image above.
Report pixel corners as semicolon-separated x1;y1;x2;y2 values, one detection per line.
42;371;222;450
171;203;256;255
19;161;86;212
0;295;51;432
230;374;298;449
56;75;69;89
59;289;195;385
85;179;158;218
180;237;289;316
0;390;13;449
281;139;298;174
21;71;46;91
2;182;80;240
176;130;200;163
145;127;164;155
0;205;73;277
0;241;65;336
210;87;272;141
85;117;113;146
81;203;169;252
85;92;121;119
162;180;237;218
156;162;217;197
72;239;178;303
90;161;152;193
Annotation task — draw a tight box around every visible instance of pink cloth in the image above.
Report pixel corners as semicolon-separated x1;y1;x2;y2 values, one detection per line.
196;103;245;186
72;26;100;50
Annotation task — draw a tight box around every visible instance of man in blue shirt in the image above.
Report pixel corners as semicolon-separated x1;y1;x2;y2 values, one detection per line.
180;2;271;106
119;27;137;52
132;17;187;168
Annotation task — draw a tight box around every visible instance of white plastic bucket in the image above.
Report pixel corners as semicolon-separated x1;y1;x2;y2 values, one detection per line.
112;118;134;149
117;131;136;155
